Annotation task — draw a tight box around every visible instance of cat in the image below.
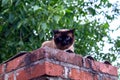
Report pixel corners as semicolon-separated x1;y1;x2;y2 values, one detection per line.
41;29;111;65
41;29;75;53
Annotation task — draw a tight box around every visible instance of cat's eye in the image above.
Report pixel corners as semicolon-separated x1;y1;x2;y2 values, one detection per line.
58;37;62;41
66;37;71;40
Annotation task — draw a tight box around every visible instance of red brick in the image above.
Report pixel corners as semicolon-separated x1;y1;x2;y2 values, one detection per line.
16;62;46;80
91;60;118;76
16;62;48;80
93;74;99;80
16;69;29;80
36;47;83;67
5;48;46;73
0;47;118;80
7;73;14;80
0;64;3;75
73;55;83;67
45;62;64;76
0;74;4;80
16;62;64;80
84;58;91;68
69;68;93;80
102;75;116;80
6;54;26;72
55;51;75;63
49;51;83;67
31;48;46;61
100;64;118;76
103;77;111;80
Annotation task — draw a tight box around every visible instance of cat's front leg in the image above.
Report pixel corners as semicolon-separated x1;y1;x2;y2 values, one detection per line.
66;49;74;53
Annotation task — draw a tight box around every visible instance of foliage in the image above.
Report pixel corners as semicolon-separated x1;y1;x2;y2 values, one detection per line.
0;0;120;64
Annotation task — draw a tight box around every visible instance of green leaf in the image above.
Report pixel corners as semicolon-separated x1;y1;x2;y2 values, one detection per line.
41;23;47;30
54;15;61;23
1;9;9;14
95;5;101;9
18;41;24;46
101;0;108;4
17;21;23;29
107;3;112;8
87;7;96;16
8;13;14;23
0;26;3;32
102;22;109;29
2;0;9;6
106;15;114;20
65;9;73;13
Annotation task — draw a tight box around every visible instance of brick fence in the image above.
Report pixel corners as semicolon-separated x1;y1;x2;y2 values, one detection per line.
0;47;118;80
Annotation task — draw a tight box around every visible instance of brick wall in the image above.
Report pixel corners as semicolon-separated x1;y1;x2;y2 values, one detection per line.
0;47;118;80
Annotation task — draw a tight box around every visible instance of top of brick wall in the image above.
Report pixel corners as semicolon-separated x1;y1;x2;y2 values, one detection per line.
0;47;118;80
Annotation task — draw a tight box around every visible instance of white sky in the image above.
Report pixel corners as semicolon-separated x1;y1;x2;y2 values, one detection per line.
109;0;120;38
102;18;120;53
102;0;120;53
110;18;120;39
101;0;120;65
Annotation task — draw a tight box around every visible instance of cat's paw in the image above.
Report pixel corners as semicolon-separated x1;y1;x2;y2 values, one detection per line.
86;55;94;60
104;61;111;65
66;50;74;53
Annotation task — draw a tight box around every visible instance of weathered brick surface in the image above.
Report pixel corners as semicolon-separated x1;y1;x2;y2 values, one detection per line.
0;64;3;75
32;76;66;80
84;58;91;68
7;72;14;80
53;51;83;67
45;62;64;76
16;62;46;80
93;74;99;80
102;76;112;80
69;68;95;80
0;47;118;80
32;47;83;67
16;62;64;80
91;60;118;76
30;48;46;61
0;75;4;80
6;54;26;72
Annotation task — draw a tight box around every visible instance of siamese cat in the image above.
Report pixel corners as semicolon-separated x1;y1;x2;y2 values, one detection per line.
41;29;75;53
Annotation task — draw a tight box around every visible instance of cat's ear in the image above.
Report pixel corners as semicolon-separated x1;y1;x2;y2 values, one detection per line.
69;29;75;33
53;30;59;35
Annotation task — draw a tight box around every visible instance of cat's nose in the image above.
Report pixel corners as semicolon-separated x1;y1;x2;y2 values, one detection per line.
63;41;68;45
63;41;66;43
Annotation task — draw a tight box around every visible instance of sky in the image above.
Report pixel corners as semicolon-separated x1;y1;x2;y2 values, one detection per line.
102;17;120;53
110;18;120;39
101;0;120;53
99;0;120;65
109;0;120;39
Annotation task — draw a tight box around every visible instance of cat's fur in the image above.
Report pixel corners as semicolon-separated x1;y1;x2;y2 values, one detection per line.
41;29;75;53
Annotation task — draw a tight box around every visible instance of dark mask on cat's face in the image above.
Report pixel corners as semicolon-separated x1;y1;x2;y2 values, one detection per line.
53;29;75;50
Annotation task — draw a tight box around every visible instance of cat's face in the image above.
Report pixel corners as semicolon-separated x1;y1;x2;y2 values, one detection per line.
53;29;75;50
